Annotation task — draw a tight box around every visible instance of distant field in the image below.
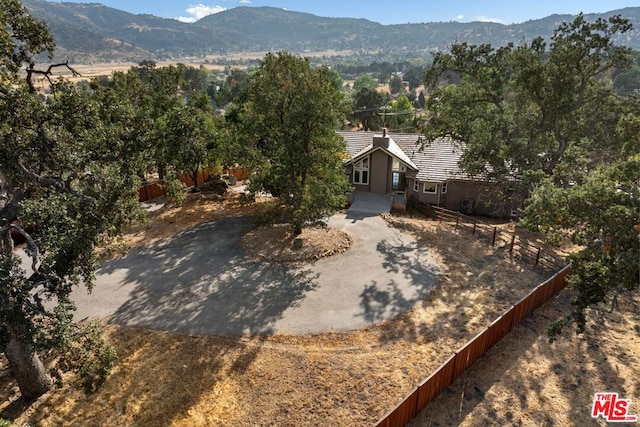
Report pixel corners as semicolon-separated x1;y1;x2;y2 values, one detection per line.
30;50;355;85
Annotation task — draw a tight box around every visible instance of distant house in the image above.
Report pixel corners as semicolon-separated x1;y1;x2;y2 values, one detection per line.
338;129;518;216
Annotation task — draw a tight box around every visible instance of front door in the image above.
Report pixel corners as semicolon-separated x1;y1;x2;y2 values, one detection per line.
392;172;405;191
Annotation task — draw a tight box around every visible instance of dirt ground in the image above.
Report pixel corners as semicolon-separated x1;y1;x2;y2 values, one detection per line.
1;194;637;426
242;224;353;263
409;290;640;427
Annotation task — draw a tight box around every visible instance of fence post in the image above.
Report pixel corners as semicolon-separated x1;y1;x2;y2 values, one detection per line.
473;219;477;234
509;234;516;256
143;185;149;202
455;212;459;228
492;227;497;246
535;247;541;265
439;208;443;222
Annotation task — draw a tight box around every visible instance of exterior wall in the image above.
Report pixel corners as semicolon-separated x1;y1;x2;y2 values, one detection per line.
443;181;481;213
414;181;441;205
445;181;518;217
370;150;389;194
409;179;518;217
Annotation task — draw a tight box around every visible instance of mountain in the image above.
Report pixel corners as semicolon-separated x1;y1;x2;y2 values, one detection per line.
23;0;235;61
21;1;640;63
196;7;384;53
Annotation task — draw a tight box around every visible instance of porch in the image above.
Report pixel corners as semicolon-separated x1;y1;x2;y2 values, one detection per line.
347;190;406;215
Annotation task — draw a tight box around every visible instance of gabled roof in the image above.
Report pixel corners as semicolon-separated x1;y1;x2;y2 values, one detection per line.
351;136;419;171
338;130;477;182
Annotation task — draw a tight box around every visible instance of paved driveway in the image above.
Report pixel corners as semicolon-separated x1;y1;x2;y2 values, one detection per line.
72;213;440;336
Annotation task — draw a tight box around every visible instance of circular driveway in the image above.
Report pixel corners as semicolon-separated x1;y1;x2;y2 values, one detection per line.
72;211;440;335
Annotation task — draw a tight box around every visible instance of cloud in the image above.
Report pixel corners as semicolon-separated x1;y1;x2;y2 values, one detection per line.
239;0;252;3
472;15;504;24
453;14;464;22
177;4;226;23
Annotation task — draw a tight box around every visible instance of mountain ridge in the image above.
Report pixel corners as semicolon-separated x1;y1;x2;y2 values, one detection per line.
21;1;640;63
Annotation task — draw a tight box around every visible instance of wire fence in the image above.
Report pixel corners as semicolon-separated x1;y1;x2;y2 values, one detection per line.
420;204;566;272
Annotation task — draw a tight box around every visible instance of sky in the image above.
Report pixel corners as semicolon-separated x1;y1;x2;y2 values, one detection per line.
46;0;639;25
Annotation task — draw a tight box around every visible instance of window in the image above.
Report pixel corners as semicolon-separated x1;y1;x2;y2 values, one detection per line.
353;156;369;185
423;183;437;194
392;172;401;190
392;158;406;172
413;180;419;192
441;182;448;194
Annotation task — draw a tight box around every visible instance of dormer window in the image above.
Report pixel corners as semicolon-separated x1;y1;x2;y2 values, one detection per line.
353;156;369;185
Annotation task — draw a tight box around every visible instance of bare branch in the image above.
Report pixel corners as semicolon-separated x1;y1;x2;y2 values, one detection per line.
19;162;95;202
25;61;81;93
0;223;39;272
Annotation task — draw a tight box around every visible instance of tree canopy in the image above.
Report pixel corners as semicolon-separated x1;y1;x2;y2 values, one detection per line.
423;14;639;336
241;51;350;234
0;2;227;400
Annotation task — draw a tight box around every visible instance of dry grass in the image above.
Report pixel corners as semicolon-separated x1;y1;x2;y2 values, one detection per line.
1;204;636;426
410;290;640;427
242;224;353;263
120;191;271;251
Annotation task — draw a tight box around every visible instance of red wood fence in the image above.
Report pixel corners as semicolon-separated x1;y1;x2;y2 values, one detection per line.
138;168;251;202
138;168;226;202
374;264;572;427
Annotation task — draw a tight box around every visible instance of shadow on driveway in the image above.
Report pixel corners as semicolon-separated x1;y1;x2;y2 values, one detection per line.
358;235;439;324
74;214;441;336
93;217;319;335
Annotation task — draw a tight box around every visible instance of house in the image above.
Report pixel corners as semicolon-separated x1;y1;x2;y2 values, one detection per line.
339;129;517;216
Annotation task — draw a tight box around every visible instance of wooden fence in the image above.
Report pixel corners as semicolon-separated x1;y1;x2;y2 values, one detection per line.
138;168;224;202
374;264;572;427
422;205;565;271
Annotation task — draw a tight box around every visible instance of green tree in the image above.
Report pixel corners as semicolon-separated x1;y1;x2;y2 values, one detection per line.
0;0;54;82
385;95;415;132
403;65;426;90
352;87;387;130
423;14;637;335
352;74;378;93
211;68;249;108
164;101;220;189
242;52;350;234
417;90;426;109
325;68;344;92
425;14;632;180
522;155;639;338
178;63;209;95
0;1;142;399
615;69;640;95
389;74;403;94
92;65;187;181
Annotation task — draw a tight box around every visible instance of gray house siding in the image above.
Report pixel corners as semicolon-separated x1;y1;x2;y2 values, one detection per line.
445;181;518;216
341;131;519;218
370;150;389;194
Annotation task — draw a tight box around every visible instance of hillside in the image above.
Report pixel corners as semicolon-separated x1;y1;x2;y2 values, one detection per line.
21;1;640;63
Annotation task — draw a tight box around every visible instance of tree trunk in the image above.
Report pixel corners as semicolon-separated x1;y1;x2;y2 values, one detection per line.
4;333;53;400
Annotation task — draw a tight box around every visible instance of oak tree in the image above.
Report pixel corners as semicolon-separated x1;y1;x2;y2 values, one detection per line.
422;14;638;336
242;52;350;234
1;0;142;399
